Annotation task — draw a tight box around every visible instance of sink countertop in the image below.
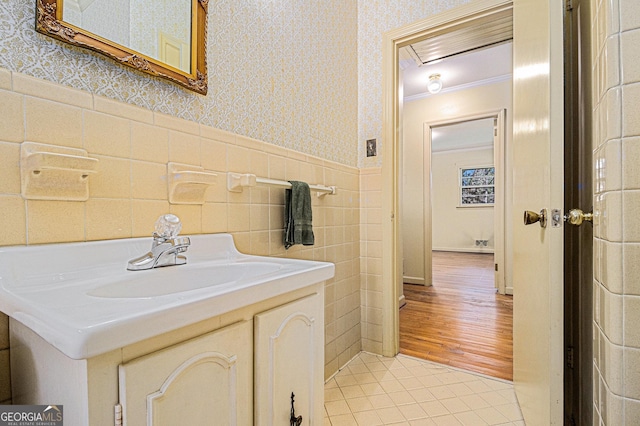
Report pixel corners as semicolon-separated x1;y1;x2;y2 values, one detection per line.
0;234;334;359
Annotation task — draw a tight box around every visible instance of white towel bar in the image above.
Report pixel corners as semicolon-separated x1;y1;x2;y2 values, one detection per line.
227;173;336;196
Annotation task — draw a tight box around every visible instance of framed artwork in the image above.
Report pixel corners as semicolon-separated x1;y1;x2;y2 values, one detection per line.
459;166;495;206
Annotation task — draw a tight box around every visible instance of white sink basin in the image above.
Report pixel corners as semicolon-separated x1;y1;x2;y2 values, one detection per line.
88;262;283;298
0;234;334;359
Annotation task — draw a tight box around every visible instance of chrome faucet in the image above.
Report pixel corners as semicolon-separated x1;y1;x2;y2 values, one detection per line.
127;214;190;271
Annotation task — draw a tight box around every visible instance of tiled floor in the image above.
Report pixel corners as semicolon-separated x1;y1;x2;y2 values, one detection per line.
324;353;524;426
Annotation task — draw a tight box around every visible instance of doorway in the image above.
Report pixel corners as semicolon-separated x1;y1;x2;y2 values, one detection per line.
401;110;511;379
381;0;568;423
396;8;513;379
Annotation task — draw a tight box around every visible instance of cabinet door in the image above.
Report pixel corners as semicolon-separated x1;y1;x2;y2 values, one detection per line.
254;292;324;426
119;321;252;426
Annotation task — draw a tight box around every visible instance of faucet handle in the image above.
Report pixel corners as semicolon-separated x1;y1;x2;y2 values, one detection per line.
154;214;182;239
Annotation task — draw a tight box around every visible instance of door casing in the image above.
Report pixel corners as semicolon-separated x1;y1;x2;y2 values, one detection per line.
421;110;507;294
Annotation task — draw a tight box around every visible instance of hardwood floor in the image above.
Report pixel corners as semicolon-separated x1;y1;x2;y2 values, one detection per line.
399;251;513;381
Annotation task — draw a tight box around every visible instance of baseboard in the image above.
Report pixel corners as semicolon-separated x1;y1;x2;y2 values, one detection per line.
399;294;406;308
506;286;513;295
403;276;425;285
432;246;495;254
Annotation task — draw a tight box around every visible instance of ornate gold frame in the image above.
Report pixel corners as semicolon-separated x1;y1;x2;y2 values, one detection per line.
35;0;208;95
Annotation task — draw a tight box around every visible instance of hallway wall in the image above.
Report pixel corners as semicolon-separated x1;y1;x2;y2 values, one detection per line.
402;80;512;287
592;0;640;422
431;147;495;253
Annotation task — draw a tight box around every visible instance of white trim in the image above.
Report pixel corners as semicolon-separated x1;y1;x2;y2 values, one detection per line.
399;294;407;308
423;122;433;288
432;144;493;154
404;73;512;103
432;247;495;254
424;109;506;295
456;204;495;208
402;276;425;285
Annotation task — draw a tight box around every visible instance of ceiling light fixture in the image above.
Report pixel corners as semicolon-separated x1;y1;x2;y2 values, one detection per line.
427;73;442;94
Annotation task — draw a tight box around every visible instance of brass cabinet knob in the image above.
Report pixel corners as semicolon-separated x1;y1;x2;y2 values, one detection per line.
564;208;593;226
524;209;547;228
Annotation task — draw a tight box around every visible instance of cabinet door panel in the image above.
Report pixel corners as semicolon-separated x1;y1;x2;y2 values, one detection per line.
254;293;323;426
119;321;252;426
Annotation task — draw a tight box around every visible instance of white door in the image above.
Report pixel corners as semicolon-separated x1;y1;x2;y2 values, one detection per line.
512;0;564;424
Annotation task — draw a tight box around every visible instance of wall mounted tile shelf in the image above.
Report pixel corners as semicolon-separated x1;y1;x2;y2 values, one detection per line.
168;162;218;204
20;142;99;201
227;172;337;197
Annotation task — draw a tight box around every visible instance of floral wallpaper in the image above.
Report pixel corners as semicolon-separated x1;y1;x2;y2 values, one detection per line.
0;0;358;165
357;0;471;167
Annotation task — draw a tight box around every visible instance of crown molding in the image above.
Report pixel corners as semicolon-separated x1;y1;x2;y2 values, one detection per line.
404;73;512;102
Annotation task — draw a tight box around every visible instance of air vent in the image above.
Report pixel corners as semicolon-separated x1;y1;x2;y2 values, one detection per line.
406;8;513;65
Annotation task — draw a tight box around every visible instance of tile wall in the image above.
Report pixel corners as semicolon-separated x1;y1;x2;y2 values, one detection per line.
360;168;384;353
0;67;362;402
592;0;640;423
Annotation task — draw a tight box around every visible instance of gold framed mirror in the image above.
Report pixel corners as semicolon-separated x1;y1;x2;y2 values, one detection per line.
35;0;208;95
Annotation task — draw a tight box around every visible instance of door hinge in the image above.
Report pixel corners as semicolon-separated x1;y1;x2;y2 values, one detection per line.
565;0;573;11
115;403;123;426
494;263;498;272
567;346;575;369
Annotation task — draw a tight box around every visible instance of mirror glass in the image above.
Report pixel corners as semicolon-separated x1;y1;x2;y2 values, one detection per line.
36;0;208;94
62;0;192;74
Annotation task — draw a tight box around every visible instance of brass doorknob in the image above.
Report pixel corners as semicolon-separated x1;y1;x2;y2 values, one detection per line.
564;208;593;226
524;209;547;228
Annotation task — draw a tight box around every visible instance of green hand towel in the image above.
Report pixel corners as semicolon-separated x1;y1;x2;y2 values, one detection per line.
284;181;314;249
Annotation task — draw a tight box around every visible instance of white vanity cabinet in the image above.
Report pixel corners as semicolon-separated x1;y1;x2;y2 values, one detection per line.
118;291;324;426
118;321;253;426
3;234;332;426
10;284;325;426
254;293;324;426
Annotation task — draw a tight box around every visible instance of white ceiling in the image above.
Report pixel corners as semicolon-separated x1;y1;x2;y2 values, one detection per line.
401;42;512;152
401;41;513;99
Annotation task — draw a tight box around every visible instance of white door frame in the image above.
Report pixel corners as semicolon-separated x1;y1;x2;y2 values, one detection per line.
381;0;513;357
422;109;507;294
